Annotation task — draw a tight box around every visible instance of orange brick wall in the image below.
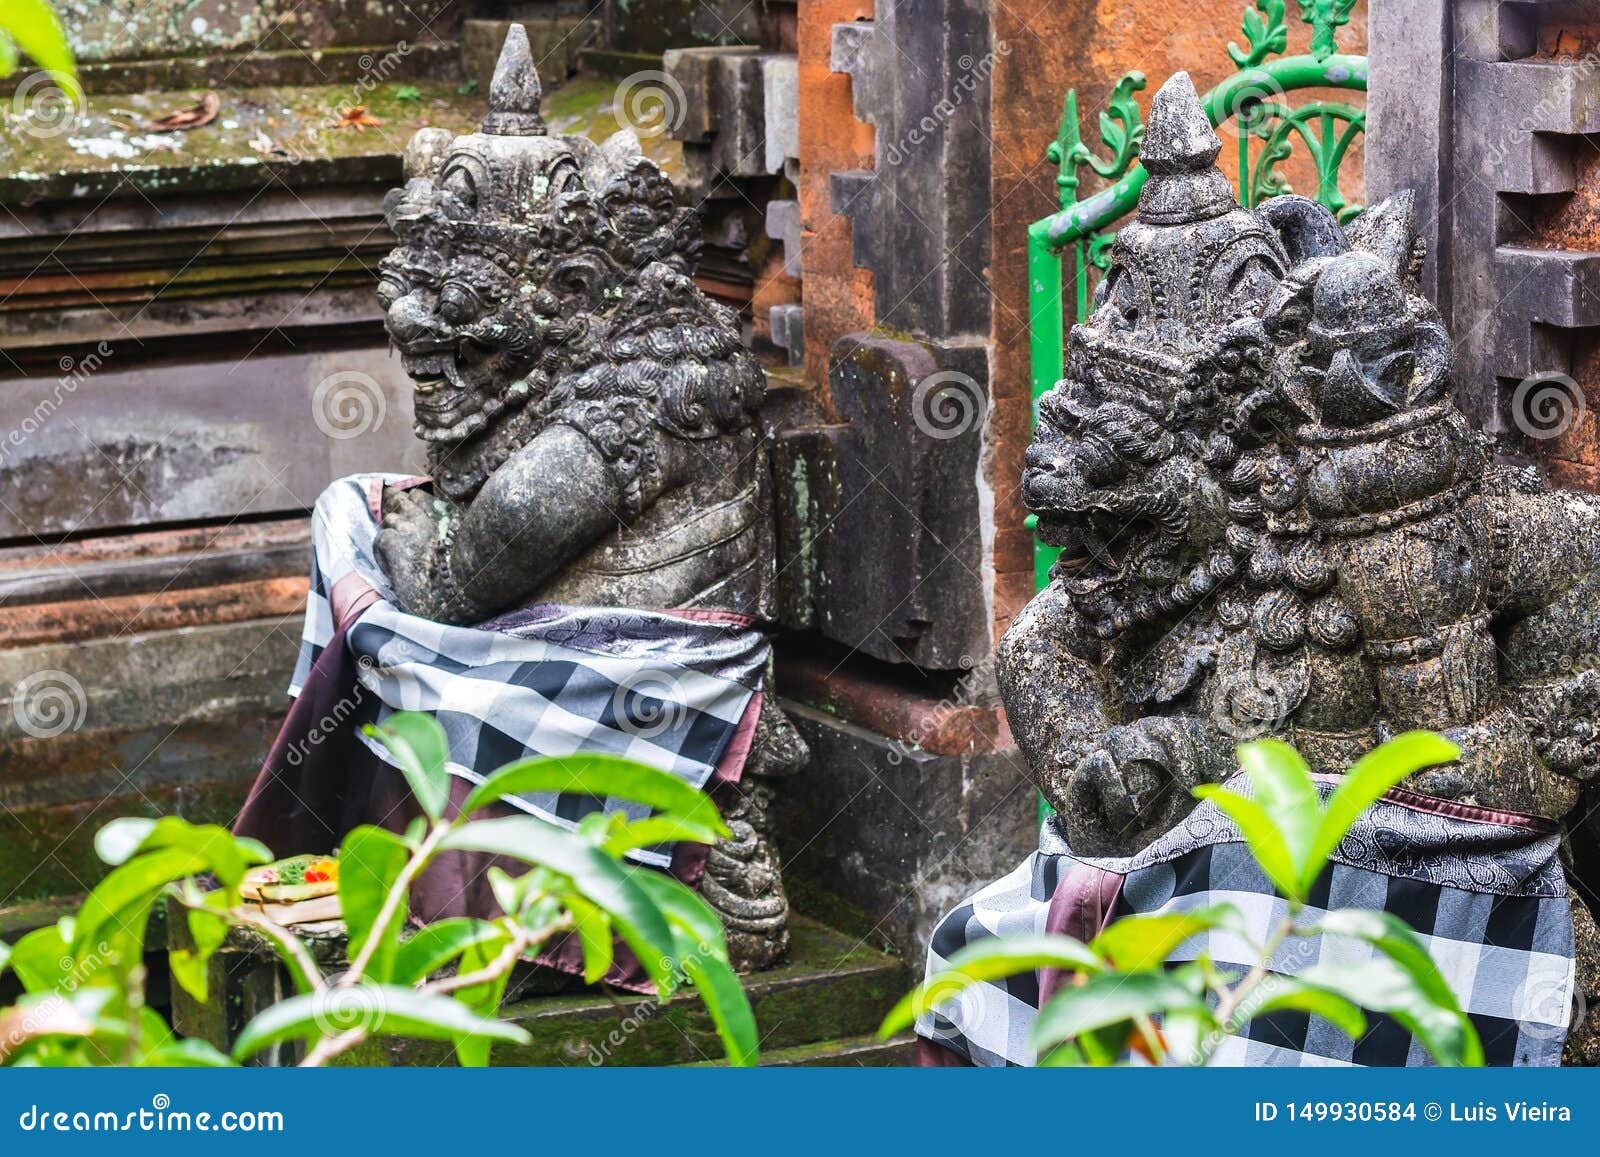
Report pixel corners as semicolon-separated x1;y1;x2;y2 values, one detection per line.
796;0;877;402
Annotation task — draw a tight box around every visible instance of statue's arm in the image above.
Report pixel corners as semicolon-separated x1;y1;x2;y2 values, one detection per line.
996;581;1110;805
377;425;624;623
1000;582;1230;855
1487;482;1600;781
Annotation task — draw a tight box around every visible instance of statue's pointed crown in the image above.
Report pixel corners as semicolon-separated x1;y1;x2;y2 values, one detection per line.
1141;72;1221;174
481;24;546;136
1135;71;1236;225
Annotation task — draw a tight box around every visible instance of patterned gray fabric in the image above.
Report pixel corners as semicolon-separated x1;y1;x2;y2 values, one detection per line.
919;775;1576;1067
291;474;768;869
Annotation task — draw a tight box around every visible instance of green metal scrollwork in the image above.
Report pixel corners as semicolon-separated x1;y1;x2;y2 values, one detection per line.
1026;0;1368;595
1299;0;1359;61
1046;73;1147;320
1246;98;1365;218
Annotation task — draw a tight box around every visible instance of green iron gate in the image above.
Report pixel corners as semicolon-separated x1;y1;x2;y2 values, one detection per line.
1026;0;1369;593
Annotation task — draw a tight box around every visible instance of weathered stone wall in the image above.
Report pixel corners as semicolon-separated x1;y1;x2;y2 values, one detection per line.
1369;0;1600;493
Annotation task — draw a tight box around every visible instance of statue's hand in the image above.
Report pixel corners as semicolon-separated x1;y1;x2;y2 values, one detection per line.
375;487;451;617
1060;715;1219;856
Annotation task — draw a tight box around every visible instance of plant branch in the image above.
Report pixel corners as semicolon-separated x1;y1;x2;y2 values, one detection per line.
341;822;450;985
299;1027;365;1068
423;916;571;997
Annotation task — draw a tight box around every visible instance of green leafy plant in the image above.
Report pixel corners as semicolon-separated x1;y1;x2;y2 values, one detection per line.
393;84;422;103
0;0;78;96
883;732;1485;1066
0;712;757;1067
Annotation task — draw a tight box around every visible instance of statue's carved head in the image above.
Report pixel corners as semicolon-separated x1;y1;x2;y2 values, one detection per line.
377;26;739;504
1025;73;1296;639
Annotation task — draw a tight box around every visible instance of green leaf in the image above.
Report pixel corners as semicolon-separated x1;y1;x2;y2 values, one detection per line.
169;949;209;1004
1234;974;1367;1039
680;947;758;1066
1090;905;1244;971
879;934;1104;1037
95;816;267;888
1238;738;1321;884
440;816;674;971
1303;732;1460;894
366;712;452;821
187;905;230;958
7;924;70;993
560;893;615;984
94;818;155;866
74;847;208;961
1030;970;1210;1054
1313;908;1460;1010
603;816;725;856
0;0;78;96
0;940;10;979
143;1038;234;1067
340;825;412;982
232;985;530;1062
392;918;503;985
451;926;515;1067
460;754;727;837
1299;958;1482;1067
630;869;728;958
1192;784;1301;901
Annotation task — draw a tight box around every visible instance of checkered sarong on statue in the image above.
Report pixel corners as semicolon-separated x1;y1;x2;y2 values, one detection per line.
288;474;769;869
918;775;1577;1067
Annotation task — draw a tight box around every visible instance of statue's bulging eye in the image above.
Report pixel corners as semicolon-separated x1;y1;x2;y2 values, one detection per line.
442;163;479;209
377;276;405;310
439;282;481;324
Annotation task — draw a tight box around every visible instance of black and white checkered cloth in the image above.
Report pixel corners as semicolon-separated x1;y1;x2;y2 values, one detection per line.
919;775;1577;1066
290;474;769;869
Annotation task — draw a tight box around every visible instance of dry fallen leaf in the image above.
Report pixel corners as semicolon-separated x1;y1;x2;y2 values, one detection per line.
334;105;384;132
141;90;220;132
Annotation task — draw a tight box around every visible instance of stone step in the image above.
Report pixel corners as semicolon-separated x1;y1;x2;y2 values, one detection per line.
341;915;907;1067
684;1032;917;1067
